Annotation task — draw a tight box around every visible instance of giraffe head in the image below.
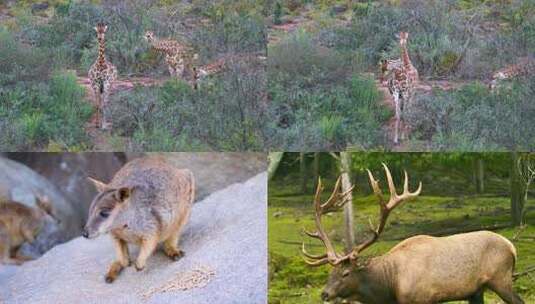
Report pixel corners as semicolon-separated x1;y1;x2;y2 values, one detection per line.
399;32;409;46
94;23;108;40
144;31;155;42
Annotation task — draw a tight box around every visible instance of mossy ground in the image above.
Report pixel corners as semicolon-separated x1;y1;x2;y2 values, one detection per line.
268;181;535;304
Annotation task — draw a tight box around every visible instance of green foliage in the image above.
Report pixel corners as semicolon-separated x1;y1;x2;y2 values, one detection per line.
267;32;389;150
273;1;283;25
0;27;51;86
406;78;535;150
0;70;92;151
269;153;535;303
109;59;267;151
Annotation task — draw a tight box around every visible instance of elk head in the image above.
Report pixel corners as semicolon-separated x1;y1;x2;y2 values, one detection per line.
302;164;422;303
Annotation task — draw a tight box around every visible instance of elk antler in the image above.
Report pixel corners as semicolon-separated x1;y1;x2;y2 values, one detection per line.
302;164;422;266
351;163;422;257
302;176;354;266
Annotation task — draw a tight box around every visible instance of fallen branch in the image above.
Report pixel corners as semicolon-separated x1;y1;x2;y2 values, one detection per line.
513;265;535;281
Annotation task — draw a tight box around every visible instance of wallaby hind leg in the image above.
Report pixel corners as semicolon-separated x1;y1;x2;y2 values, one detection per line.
487;278;524;304
163;212;190;261
105;237;130;283
468;289;484;304
163;232;184;261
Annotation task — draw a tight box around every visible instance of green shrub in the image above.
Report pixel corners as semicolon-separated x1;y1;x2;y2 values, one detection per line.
406;78;535;150
109;57;267;151
0;71;92;151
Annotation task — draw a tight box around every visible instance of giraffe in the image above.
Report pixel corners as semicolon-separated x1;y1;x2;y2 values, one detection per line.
490;56;535;90
88;23;117;130
379;58;402;85
144;31;195;80
386;31;419;145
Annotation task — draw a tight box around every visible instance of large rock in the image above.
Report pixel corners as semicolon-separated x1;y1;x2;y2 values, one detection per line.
0;158;80;257
0;173;267;304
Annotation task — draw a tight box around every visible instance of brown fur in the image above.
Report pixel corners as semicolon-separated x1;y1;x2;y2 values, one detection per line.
84;157;195;283
0;199;50;265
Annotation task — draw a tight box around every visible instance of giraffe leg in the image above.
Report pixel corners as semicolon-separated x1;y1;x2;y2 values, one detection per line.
393;92;400;145
94;90;102;129
101;84;112;130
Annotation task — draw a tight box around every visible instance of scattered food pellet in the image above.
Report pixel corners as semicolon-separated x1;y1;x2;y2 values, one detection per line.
141;265;216;299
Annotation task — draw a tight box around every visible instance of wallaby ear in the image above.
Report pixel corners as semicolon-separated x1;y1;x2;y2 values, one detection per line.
94;26;98;32
104;25;108;32
88;177;108;193
114;186;135;203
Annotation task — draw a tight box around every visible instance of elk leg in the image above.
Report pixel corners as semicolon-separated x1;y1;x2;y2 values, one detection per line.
467;288;484;304
487;280;524;304
105;237;130;283
134;234;159;271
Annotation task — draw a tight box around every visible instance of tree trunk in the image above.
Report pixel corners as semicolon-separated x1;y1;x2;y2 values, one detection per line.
268;153;284;180
475;157;484;194
300;153;307;194
313;152;320;190
339;152;355;252
511;152;526;227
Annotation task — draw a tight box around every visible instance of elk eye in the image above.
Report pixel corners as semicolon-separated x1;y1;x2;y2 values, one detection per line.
99;210;110;218
342;270;350;277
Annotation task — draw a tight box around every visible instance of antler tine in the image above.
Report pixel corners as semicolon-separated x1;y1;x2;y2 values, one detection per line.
352;164;422;257
302;176;354;266
322;177;354;213
382;163;399;208
301;243;328;259
366;169;386;208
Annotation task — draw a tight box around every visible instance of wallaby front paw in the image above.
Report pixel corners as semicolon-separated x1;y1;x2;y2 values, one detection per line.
170;250;185;261
135;262;145;272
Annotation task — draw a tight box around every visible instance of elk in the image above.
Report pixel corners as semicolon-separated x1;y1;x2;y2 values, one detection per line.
302;164;523;304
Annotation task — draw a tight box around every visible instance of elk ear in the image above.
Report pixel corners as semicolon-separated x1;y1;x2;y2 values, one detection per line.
88;177;108;193
114;186;135;203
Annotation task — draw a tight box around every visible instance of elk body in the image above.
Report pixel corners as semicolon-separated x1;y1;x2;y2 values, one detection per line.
303;164;523;304
83;157;195;283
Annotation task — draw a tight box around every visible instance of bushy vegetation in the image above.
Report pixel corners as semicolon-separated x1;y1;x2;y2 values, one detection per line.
269;152;535;303
109;56;266;151
0;0;266;151
267;31;389;150
266;0;535;150
406;77;535;151
0;70;92;151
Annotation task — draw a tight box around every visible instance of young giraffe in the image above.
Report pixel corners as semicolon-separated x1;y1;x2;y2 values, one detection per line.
387;31;419;145
490;56;535;90
144;31;194;79
88;23;117;130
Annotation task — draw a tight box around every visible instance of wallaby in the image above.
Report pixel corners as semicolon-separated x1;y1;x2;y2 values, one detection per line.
83;157;195;283
0;197;53;265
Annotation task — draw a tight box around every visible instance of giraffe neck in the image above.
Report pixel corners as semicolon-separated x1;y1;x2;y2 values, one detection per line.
400;44;412;69
97;36;107;68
